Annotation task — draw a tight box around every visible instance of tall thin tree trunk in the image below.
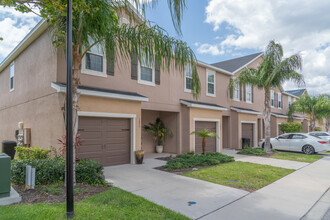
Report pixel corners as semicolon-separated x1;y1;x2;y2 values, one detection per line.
202;138;206;155
325;118;330;132
264;89;272;152
310;109;316;131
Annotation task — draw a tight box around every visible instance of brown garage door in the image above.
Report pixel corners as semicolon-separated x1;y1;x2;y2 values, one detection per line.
242;123;254;148
78;117;131;166
195;121;217;154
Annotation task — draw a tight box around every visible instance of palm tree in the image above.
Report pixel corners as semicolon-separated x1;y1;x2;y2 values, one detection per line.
230;41;304;152
290;94;329;131
3;0;200;179
191;129;218;155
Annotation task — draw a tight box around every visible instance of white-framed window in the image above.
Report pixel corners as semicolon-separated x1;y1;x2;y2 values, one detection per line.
278;93;282;108
138;52;155;86
288;96;292;108
246;84;252;103
270;90;275;107
10;62;14;92
81;43;107;77
233;81;240;101
184;65;193;92
206;70;215;97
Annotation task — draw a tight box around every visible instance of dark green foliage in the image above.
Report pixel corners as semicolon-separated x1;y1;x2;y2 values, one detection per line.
11;158;65;185
15;146;51;160
76;159;108;186
163;152;234;170
11;158;107;186
314;127;322;131
279;122;303;133
237;148;267;156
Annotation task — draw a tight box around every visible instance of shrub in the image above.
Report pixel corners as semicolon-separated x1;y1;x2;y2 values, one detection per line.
11;158;65;185
237;148;267;156
163;152;234;170
11;158;108;186
314;127;322;131
279;122;302;133
15;146;51;160
76;159;108;186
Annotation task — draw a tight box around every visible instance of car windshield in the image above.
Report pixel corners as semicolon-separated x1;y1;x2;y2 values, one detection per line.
314;133;330;136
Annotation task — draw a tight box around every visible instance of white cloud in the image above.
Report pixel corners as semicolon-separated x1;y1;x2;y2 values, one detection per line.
201;0;330;95
197;43;224;56
0;7;40;62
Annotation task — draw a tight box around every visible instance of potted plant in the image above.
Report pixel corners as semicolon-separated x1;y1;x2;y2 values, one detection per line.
143;118;173;153
135;150;144;164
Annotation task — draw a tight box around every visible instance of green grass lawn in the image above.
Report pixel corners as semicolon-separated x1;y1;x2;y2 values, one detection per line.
270;152;322;163
183;161;294;191
0;187;188;220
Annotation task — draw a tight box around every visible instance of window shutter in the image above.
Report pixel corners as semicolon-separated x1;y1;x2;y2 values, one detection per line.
106;56;115;76
239;84;242;101
230;79;233;99
155;56;160;85
243;84;246;101
131;52;138;80
251;86;254;103
274;92;278;108
281;94;283;108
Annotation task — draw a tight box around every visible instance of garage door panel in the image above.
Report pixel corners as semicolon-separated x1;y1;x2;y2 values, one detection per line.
195;121;217;154
78;117;131;166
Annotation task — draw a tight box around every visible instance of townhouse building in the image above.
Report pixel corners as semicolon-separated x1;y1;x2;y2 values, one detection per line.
0;20;309;166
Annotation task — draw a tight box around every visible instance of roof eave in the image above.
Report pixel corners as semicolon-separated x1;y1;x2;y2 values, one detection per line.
197;61;233;76
231;107;261;115
180;100;228;111
0;20;48;73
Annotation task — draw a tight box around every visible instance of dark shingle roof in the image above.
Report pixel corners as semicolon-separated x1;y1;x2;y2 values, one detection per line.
52;82;147;98
284;89;307;97
211;52;263;73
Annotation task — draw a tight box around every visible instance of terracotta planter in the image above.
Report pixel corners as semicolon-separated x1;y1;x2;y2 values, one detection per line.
135;150;144;164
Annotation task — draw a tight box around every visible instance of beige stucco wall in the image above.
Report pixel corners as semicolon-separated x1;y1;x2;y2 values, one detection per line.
0;30;61;149
78;96;142;151
188;108;223;153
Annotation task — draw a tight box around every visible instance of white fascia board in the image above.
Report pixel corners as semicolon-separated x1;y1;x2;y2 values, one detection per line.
293;116;305;120
0;20;48;73
180;100;227;111
232;53;263;74
51;82;149;102
197;60;233;76
271;113;288;118
231;107;261;115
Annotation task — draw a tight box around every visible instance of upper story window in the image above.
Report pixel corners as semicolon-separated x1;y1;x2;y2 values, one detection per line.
278;93;282;108
206;70;215;96
10;62;14;92
82;43;106;77
246;84;252;102
138;52;155;86
184;65;193;92
288;96;292;107
233;81;240;101
270;90;275;107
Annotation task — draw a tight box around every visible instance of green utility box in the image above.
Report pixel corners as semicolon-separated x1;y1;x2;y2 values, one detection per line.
0;153;11;198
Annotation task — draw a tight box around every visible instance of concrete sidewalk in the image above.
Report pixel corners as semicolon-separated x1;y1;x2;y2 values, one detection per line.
200;156;330;220
222;149;309;169
104;154;248;219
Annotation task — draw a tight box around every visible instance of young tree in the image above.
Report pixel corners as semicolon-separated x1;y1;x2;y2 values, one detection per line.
1;0;201;179
289;94;327;131
191;129;218;155
230;41;304;152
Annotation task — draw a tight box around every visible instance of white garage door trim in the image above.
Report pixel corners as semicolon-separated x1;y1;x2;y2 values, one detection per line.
193;118;221;153
78;111;136;164
241;121;257;148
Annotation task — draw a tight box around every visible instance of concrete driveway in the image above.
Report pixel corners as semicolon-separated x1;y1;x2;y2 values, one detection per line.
103;154;248;219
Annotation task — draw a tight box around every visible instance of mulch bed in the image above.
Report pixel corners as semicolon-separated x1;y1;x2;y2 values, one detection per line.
12;184;111;205
155;155;176;161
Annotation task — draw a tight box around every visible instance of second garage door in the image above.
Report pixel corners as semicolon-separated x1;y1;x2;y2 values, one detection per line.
195;121;217;154
242;123;254;148
78;117;131;166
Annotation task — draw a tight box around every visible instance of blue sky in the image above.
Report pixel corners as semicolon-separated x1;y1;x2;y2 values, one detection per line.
1;0;330;95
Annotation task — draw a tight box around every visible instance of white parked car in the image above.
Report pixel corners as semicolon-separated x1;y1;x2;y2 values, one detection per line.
258;133;330;154
308;132;330;141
